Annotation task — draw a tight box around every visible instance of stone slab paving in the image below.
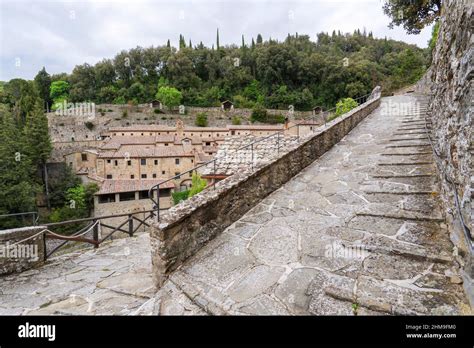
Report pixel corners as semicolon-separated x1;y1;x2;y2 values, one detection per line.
1;95;471;316
0;233;204;315
160;95;472;315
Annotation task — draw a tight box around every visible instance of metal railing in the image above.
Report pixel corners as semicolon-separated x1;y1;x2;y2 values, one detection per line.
0;212;39;227
42;209;157;259
148;92;374;221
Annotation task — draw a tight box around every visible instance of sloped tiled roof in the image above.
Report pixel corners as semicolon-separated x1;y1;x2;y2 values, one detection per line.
98;145;195;159
97;179;175;194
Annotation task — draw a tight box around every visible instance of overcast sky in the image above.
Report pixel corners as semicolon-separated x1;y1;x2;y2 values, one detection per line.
0;0;433;81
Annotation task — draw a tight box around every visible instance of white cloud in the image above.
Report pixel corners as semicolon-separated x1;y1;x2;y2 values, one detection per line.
0;0;433;80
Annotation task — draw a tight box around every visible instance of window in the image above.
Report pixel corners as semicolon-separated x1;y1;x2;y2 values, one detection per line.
113;133;116;136
69;162;73;167
127;160;131;166
107;159;111;164
114;160;118;166
131;133;134;136
165;143;169;146
189;172;192;177
141;174;147;179
141;159;146;165
191;159;194;163
231;131;235;135
160;188;171;197
154;159;158;165
152;173;157;178
141;133;144;136
205;142;210;146
121;133;124;136
119;192;135;201
138;190;149;200
98;194;116;204
106;174;112;179
162;170;165;175
131;175;135;179
175;172;180;178
175;158;180;165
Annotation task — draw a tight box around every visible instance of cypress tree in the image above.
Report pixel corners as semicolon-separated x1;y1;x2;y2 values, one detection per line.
23;100;53;209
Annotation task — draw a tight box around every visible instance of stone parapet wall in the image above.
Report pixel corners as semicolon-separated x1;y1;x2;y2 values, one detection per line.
150;90;381;286
0;226;46;275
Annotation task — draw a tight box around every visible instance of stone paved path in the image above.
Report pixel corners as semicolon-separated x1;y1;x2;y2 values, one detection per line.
1;95;471;315
0;233;203;315
159;95;471;315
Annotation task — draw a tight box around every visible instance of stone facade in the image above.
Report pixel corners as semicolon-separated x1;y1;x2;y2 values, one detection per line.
0;226;46;275
150;89;381;286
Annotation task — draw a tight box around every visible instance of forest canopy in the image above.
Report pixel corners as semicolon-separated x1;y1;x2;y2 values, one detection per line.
4;30;429;112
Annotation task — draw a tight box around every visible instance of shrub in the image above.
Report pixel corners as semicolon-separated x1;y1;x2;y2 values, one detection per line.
195;112;208;127
172;190;189;205
272;114;286;124
188;173;207;197
232;116;242;125
84;121;94;130
122;110;128;118
335;98;359;117
154;108;164;114
250;104;267;123
113;96;126;104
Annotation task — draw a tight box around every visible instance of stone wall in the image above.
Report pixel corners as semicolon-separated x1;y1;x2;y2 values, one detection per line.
0;226;46;275
415;0;473;305
417;0;472;253
150;89;381;286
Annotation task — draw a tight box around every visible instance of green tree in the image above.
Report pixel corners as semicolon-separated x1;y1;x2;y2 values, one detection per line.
0;106;38;228
23;100;53;208
50;80;69;110
334;98;359;117
156;86;182;109
383;0;442;34
34;67;52;110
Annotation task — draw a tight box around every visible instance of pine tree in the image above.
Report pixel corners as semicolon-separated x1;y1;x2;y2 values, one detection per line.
166;39;171;48
241;35;245;48
256;34;263;45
